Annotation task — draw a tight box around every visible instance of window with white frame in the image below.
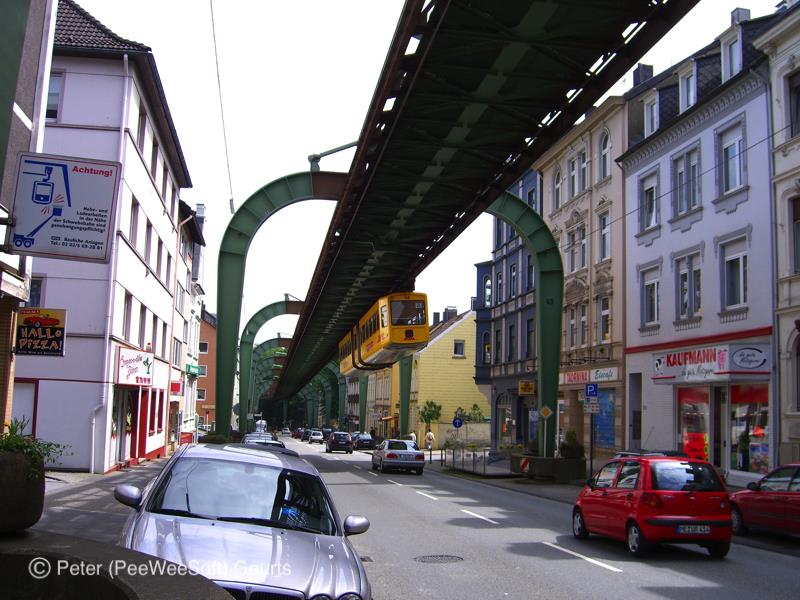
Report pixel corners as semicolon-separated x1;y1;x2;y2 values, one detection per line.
568;157;577;198
554;169;562;210
642;269;660;325
793;198;800;273
579;303;587;346
599;132;610;180
151;315;159;353
453;339;465;357
790;71;800;138
46;73;63;121
199;365;208;376
129;198;139;245
567;230;576;272
568;307;576;348
598;296;610;342
483;276;492;306
495;272;502;305
644;95;658;136
578;225;586;268
199;341;209;353
509;264;517;298
598;211;610;261
144;220;152;263
722;35;742;82
640;173;658;231
23;276;44;307
172;337;182;366
680;69;696;112
197;388;206;401
138;305;147;348
723;239;748;309
578;150;587;193
123;292;133;341
676;253;702;319
720;126;744;194
674;146;700;215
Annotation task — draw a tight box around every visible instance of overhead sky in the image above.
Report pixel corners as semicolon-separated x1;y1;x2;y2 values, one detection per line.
71;0;772;344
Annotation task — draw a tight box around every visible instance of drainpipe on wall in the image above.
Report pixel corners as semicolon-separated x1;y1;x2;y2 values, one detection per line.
91;53;130;474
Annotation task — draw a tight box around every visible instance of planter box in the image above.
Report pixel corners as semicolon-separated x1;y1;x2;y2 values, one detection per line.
0;452;44;533
527;456;586;483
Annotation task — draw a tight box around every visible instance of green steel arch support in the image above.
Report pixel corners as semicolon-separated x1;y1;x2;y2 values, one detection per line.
312;370;336;427
323;360;346;427
251;337;291;418
239;299;304;413
216;171;347;436
487;192;563;457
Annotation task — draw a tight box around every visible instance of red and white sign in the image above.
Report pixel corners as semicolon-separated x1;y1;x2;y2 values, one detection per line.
520;457;530;473
653;343;770;383
117;348;154;386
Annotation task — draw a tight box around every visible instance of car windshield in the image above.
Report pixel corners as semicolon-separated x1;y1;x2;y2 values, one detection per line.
149;457;337;535
387;440;418;450
650;461;724;492
334;433;349;440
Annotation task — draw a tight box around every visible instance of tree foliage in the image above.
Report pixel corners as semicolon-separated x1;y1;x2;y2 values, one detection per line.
420;400;442;425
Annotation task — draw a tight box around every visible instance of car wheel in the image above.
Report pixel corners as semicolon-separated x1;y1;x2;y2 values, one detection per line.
626;522;649;557
731;505;747;535
707;541;730;559
415;468;423;475
572;509;589;539
380;460;388;473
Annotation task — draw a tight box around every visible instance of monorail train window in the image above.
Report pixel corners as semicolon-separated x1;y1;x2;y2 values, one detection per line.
381;305;388;328
391;300;427;326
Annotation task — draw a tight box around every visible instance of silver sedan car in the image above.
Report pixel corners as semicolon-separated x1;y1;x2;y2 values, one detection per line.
371;439;425;474
114;443;371;600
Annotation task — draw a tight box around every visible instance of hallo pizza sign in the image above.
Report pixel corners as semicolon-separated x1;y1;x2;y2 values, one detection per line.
16;308;67;356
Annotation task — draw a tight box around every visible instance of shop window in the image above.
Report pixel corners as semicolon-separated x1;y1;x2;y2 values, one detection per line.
678;386;710;461
730;384;769;474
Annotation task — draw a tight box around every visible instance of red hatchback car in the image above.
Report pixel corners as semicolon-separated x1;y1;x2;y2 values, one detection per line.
573;454;732;558
730;463;800;536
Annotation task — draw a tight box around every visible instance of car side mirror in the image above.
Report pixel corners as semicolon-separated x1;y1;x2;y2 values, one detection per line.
114;484;143;509
746;481;760;491
343;515;370;536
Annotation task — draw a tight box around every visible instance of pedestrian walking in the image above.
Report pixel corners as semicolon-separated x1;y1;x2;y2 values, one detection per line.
408;431;417;443
425;428;435;450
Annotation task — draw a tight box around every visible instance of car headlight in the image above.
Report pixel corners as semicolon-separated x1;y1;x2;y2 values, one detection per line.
338;595;362;600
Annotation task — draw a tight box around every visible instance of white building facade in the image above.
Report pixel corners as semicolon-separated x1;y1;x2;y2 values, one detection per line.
754;1;800;464
619;8;784;486
11;0;201;472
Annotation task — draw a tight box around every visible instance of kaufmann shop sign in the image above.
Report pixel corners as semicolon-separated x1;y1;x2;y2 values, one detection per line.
652;343;770;383
5;152;120;262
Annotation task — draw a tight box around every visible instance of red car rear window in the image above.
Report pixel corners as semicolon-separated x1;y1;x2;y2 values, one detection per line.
650;461;724;492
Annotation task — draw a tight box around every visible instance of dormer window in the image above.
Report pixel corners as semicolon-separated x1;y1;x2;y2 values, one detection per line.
722;33;742;82
644;94;658;137
680;68;696;113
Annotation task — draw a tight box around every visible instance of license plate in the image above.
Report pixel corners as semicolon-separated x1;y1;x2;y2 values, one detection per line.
676;525;710;535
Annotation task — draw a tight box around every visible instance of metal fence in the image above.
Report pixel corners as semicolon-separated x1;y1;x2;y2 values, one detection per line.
442;447;514;475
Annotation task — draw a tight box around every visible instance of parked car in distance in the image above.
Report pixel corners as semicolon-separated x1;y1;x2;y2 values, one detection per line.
372;439;425;474
309;430;324;444
353;433;375;450
730;463;800;536
114;443;370;599
301;429;312;442
292;428;304;439
572;454;732;558
243;434;286;450
321;427;333;439
326;432;353;454
281;427;291;436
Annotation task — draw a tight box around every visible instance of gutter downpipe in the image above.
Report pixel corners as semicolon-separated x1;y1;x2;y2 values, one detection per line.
763;73;781;469
92;53;131;474
167;213;194;452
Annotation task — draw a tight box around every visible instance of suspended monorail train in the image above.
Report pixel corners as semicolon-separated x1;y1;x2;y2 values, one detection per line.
338;292;429;377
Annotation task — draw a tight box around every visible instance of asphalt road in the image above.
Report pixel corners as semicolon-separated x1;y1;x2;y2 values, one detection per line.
32;440;799;600
290;439;800;600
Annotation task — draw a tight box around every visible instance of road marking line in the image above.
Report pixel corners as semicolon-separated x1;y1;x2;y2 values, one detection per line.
387;479;403;486
541;542;622;573
461;509;500;525
352;465;361;470
368;472;378;477
416;491;438;500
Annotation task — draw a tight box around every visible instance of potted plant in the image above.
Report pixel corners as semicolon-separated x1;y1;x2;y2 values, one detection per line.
0;417;68;533
559;428;585;459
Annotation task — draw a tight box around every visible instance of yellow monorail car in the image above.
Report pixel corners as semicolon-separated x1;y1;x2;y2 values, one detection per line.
338;292;428;377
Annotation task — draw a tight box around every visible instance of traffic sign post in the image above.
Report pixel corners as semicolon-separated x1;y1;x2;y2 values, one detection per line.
539;405;553;457
584;384;599;477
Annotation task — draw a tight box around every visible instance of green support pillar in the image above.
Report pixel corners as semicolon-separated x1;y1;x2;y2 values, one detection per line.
359;374;368;434
338;376;346;429
282;399;288;426
399;355;412;437
215;171;346;437
488;192;563;457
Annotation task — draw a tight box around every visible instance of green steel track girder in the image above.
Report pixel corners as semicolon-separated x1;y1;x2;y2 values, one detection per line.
239;299;304;412
215;171;346;436
487;192;562;457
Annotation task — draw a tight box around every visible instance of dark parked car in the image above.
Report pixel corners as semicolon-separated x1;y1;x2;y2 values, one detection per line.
326;432;353;454
114;443;371;599
573;453;732;557
301;429;312;441
321;427;333;439
352;433;375;450
730;463;800;536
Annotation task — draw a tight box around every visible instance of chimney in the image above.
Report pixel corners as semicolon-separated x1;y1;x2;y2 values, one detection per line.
731;8;750;24
443;306;457;322
633;63;653;87
433;312;440;326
